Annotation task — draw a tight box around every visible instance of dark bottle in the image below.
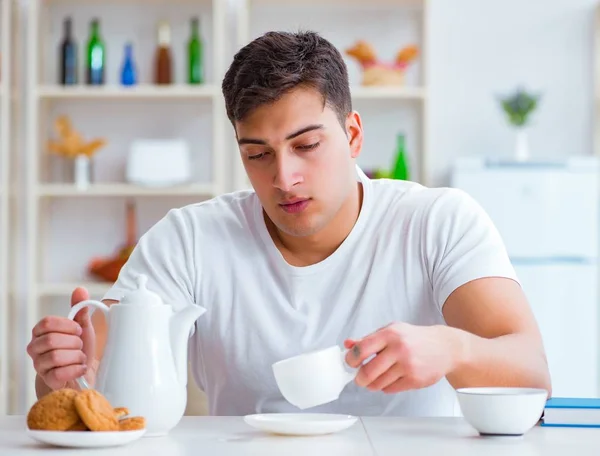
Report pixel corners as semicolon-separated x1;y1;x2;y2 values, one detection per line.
86;18;105;85
59;17;77;85
120;42;137;86
154;20;172;84
187;17;203;84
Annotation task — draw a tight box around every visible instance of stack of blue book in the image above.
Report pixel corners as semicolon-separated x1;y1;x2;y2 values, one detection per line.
542;398;600;428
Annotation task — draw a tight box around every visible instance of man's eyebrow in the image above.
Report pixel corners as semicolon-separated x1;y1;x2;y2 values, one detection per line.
237;124;325;146
285;124;324;140
237;137;267;146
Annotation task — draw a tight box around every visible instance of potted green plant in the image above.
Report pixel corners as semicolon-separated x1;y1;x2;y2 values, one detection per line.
499;87;541;161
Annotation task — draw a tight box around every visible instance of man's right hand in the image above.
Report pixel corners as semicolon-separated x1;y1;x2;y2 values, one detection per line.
27;288;97;393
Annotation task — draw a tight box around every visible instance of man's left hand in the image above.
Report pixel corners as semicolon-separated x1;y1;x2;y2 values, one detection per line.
344;322;460;394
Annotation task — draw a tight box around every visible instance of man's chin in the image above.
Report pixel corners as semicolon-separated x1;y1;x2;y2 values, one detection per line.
275;223;319;238
263;206;324;238
272;217;323;238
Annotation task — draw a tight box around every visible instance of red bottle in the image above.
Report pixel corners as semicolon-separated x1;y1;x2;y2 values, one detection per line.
154;21;172;84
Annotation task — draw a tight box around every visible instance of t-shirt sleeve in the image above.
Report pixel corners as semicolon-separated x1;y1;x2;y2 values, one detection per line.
423;188;519;312
102;208;198;314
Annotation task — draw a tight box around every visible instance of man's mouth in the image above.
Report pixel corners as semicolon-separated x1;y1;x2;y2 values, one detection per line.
279;198;311;214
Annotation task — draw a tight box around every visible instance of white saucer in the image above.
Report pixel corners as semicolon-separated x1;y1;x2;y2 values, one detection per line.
243;413;358;436
26;428;146;448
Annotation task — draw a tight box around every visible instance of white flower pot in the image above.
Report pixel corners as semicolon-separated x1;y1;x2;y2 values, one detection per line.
515;129;530;162
74;155;91;190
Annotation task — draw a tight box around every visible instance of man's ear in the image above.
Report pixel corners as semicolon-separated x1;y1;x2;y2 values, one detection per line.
346;111;363;159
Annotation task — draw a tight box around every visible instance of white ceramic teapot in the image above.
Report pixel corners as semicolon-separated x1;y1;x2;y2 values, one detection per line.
67;274;206;436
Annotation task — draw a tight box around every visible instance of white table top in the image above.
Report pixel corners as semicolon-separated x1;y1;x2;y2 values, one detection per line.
2;415;600;455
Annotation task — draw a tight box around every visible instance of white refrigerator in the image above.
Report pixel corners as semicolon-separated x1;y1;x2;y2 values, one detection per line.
451;156;600;399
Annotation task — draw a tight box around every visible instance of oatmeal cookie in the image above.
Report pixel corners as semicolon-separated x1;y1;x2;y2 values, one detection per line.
27;389;80;431
114;407;130;419
67;420;89;431
119;416;146;431
73;390;119;431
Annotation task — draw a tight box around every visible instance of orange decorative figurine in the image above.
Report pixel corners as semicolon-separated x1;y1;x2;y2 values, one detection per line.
345;41;419;86
47;115;106;160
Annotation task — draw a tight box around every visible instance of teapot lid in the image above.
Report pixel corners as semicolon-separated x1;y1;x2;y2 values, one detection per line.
120;274;163;307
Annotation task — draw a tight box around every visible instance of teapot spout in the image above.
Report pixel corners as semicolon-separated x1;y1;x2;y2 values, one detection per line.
170;305;206;387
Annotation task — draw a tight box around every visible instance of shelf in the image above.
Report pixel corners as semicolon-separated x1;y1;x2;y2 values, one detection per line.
37;282;113;298
37;183;216;197
351;86;426;100
37;84;220;100
250;0;424;7
22;0;231;415
44;0;208;4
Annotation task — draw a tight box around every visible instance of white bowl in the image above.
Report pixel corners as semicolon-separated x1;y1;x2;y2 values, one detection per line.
456;387;548;436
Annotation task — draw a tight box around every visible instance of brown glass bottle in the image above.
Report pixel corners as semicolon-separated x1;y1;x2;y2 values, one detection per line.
154;20;172;84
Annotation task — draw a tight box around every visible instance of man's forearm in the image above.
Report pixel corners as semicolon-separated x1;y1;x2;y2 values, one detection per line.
443;326;552;396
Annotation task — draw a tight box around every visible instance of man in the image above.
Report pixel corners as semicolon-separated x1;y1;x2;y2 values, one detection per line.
27;31;551;416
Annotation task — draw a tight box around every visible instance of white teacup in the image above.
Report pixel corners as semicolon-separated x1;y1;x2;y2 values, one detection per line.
272;345;357;410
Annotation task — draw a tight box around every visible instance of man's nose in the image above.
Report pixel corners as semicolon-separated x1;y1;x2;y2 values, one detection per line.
273;154;302;192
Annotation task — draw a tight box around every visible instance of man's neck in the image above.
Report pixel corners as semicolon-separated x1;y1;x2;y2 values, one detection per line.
266;183;363;267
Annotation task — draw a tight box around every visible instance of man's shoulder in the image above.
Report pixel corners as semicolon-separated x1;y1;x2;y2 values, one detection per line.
371;178;473;215
179;188;257;217
158;189;259;235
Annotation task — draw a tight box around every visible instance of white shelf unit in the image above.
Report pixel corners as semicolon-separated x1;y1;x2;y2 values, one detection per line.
596;5;600;158
24;0;227;409
0;0;13;417
37;281;113;298
593;4;600;397
36;84;220;100
37;182;217;197
233;0;430;190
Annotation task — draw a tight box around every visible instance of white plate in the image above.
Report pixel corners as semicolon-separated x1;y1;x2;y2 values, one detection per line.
243;413;358;436
26;428;146;448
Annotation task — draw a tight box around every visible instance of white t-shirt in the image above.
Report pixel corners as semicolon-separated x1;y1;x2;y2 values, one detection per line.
104;166;517;417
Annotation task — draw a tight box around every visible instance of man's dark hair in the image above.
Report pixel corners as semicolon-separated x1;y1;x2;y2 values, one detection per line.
222;30;352;128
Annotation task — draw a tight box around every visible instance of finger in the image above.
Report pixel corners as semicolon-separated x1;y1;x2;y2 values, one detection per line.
365;363;406;391
35;349;87;376
382;376;418;394
71;287;91;325
346;331;391;368
71;287;90;306
70;287;97;364
45;364;88;388
345;323;395;350
32;316;82;338
343;339;356;350
28;333;83;357
355;347;399;388
343;340;357;364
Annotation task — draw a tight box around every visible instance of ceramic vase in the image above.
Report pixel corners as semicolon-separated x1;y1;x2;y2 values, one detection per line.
515;128;530;162
74;154;91;190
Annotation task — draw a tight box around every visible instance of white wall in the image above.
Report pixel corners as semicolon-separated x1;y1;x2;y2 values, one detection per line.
243;1;426;180
429;0;597;186
6;0;599;413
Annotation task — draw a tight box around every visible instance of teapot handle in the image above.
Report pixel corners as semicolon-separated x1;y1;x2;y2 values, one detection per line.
340;348;359;386
66;300;110;390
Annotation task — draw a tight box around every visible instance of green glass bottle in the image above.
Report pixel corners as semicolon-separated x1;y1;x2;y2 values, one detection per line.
187;17;203;84
392;134;410;180
86;18;105;85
